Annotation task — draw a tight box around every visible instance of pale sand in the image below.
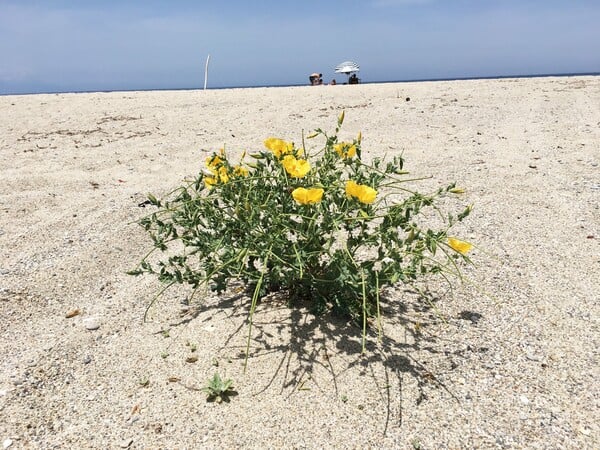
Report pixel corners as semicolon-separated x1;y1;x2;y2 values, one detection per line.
0;76;598;448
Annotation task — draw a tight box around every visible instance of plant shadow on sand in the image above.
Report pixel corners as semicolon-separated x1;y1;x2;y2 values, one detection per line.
168;283;484;435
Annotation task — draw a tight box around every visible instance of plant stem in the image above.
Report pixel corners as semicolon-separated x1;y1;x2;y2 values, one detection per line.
143;281;176;322
244;248;270;373
375;270;382;343
361;270;367;354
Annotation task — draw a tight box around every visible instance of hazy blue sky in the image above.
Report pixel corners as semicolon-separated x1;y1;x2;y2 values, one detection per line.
1;0;599;94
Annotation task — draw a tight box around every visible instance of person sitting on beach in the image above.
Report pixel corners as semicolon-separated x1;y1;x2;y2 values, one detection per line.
349;74;358;84
330;79;336;85
309;73;323;86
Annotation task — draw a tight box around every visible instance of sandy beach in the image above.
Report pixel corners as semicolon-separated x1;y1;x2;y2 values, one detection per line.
1;76;599;448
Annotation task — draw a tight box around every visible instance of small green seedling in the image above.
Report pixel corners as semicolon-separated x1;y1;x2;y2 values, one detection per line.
185;341;198;352
201;373;235;403
411;438;422;450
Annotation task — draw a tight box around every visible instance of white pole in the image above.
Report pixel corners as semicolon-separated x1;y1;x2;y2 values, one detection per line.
204;54;210;90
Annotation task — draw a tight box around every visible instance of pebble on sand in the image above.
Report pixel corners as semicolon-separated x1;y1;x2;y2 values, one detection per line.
83;317;101;330
65;308;81;318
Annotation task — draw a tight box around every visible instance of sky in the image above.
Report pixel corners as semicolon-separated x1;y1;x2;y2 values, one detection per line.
1;0;599;94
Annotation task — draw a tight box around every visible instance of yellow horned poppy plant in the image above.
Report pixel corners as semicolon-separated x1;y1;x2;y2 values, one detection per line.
264;137;294;158
292;187;324;205
282;155;311;178
136;116;475;356
345;180;377;204
447;237;473;255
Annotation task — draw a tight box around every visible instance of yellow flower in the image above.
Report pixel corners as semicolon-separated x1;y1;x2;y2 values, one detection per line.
282;155;311;178
345;180;377;204
204;176;218;188
233;165;249;177
206;155;223;170
264;137;294;158
292;187;324;205
345;180;359;197
334;142;357;159
204;165;230;187
447;237;473;255
357;186;377;204
218;166;229;183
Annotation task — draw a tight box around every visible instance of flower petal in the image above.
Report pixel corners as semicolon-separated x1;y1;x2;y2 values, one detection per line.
282;156;311;178
346;180;376;204
334;142;356;159
233;165;249;177
264;137;294;158
345;180;359;198
292;187;323;205
448;237;473;255
357;185;377;204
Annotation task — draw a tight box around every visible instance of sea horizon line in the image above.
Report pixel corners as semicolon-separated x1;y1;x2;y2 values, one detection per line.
2;70;599;97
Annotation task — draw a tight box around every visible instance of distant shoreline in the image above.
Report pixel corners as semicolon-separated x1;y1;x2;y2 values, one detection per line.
1;71;599;96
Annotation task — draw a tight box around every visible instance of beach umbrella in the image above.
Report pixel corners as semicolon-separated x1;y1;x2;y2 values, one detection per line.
335;61;360;74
